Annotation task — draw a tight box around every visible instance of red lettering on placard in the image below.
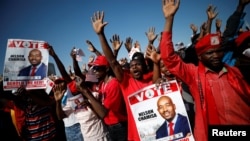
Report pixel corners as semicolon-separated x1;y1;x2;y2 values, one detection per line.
8;40;48;49
6;81;26;86
129;82;179;105
27;81;33;85
179;137;189;141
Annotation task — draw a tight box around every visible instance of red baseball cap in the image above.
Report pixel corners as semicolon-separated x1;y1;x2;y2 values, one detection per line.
195;33;221;55
90;55;109;67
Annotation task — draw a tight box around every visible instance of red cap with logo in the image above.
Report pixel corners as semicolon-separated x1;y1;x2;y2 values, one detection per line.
195;33;221;55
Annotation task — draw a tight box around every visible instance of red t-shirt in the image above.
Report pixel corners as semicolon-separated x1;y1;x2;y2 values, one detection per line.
99;78;127;125
119;71;153;141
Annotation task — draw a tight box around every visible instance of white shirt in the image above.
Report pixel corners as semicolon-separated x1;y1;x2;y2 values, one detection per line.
61;87;79;127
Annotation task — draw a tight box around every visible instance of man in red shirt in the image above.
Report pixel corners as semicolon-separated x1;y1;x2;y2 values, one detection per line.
159;0;250;141
91;11;153;141
91;55;128;141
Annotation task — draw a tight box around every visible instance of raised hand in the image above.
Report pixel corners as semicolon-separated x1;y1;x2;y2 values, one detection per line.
154;77;169;89
134;41;141;50
118;58;127;66
124;37;133;52
145;44;160;64
110;34;123;53
190;24;198;35
86;40;96;52
88;55;95;64
53;83;66;102
162;0;180;18
14;85;27;96
215;18;222;29
74;76;88;93
145;27;158;44
86;40;102;56
215;18;222;36
91;11;108;34
201;22;208;35
197;22;208;41
206;5;218;20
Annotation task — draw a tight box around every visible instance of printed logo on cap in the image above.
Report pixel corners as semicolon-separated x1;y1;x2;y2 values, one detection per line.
210;36;220;45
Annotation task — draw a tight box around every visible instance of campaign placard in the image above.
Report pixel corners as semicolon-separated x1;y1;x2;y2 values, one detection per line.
128;80;195;141
3;39;49;90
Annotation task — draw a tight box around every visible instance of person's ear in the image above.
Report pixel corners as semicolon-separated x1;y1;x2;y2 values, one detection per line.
173;104;176;110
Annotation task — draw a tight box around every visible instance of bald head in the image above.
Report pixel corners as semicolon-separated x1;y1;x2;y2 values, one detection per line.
157;95;176;121
28;49;43;66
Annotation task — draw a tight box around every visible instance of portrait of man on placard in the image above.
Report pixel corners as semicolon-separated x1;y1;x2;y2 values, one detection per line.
3;39;49;91
155;95;191;140
18;48;48;80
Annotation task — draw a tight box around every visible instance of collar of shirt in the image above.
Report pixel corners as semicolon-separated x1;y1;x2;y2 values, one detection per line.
205;67;228;77
34;62;42;69
166;113;178;126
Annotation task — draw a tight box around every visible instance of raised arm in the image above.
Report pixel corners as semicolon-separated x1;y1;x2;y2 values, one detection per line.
110;34;123;59
145;27;158;71
86;40;102;56
134;41;141;52
48;45;72;83
162;0;180;32
190;24;198;36
81;63;88;75
197;22;208;42
124;37;133;53
145;44;161;83
53;83;67;120
75;76;107;119
160;0;196;87
205;5;218;34
68;65;74;76
160;0;183;74
145;27;158;45
70;47;85;79
91;11;124;82
215;18;222;36
223;0;250;41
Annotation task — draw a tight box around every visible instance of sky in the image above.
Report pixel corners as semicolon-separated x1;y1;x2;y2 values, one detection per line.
1;0;250;76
